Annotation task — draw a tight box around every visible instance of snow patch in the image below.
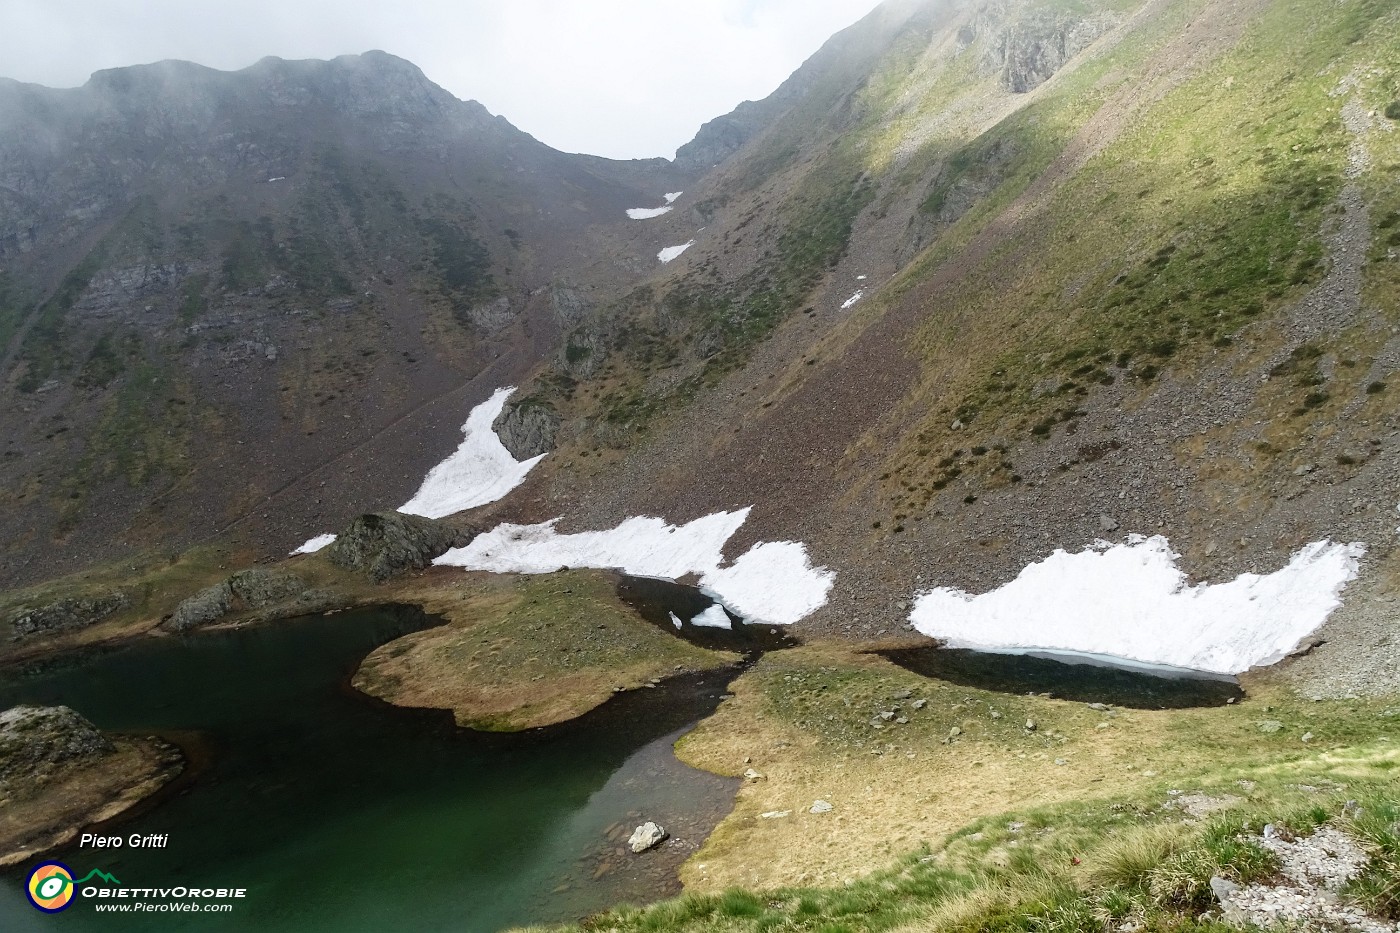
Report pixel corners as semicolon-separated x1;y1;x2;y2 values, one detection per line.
291;533;336;555
856;274;867;280
669;611;684;630
435;509;835;626
841;291;863;309
398;387;545;520
663;191;683;203
626;205;673;220
908;535;1364;675
691;605;733;629
657;241;694;263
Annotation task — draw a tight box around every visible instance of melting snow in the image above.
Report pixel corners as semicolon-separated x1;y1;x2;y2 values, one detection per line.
691;605;733;629
626;205;673;220
292;387;545;554
841;291;864;309
399;387;545;520
435;509;835;626
669;611;684;630
908;535;1364;675
664;191;683;203
657;241;694;263
290;533;336;555
856;274;867;280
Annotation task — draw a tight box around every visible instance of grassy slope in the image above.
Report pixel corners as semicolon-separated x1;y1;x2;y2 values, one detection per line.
528;644;1400;932
867;0;1397;521
353;570;738;731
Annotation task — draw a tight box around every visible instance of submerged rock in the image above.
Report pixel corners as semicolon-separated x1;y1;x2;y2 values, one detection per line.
0;705;115;793
627;821;668;853
327;512;477;583
8;591;130;641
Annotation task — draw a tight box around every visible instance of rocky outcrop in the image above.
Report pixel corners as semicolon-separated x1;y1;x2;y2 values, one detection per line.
165;568;312;632
984;11;1114;93
327;512;476;583
467;295;514;332
166;583;233;632
492;400;559;460
0;704;183;868
0;705;115;792
228;568;309;607
7;591;129;641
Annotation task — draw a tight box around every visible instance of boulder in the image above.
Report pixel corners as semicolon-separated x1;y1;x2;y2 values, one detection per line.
627;821;668;853
228;568;307;608
491;400;560;460
327;512;476;583
8;592;130;641
0;705;115;792
166;581;233;632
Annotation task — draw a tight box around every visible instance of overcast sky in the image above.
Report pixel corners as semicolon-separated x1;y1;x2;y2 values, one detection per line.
0;0;883;159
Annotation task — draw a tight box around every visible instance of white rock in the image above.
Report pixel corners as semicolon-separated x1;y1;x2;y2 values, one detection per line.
627;821;668;853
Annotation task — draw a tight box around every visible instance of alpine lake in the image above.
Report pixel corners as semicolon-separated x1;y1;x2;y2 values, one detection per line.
0;601;746;931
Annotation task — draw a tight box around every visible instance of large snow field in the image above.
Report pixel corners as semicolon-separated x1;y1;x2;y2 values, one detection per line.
435;510;835;626
908;535;1365;675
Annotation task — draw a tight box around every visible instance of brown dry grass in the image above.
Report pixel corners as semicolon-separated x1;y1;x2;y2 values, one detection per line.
672;642;1400;892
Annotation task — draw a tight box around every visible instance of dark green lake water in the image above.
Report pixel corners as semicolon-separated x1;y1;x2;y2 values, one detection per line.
0;607;740;931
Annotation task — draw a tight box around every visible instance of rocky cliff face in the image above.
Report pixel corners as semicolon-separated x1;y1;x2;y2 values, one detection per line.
0;52;690;585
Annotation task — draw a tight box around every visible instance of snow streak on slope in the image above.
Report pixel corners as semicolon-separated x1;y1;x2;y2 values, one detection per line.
399;387;545;519
658;241;694;263
664;191;683;203
291;533;336;555
627;205;674;219
908;536;1364;675
435;510;835;625
292;387;544;553
841;290;863;309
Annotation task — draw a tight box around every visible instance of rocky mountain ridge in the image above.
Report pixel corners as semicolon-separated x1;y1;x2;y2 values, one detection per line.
2;0;1399;700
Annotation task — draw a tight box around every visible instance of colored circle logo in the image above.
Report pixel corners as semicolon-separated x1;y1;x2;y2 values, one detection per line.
27;861;76;913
